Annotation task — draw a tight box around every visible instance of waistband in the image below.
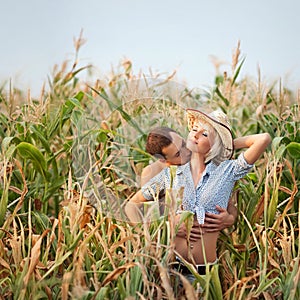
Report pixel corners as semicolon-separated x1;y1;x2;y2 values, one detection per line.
175;257;218;275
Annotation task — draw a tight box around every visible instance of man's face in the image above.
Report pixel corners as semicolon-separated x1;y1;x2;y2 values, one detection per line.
161;132;191;166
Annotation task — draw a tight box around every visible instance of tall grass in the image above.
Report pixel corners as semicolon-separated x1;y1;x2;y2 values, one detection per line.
0;39;299;299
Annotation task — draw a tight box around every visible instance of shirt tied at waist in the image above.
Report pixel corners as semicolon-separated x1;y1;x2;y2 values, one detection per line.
195;205;205;224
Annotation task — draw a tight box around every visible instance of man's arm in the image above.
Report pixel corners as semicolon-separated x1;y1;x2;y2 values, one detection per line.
126;159;169;224
200;197;237;232
140;160;167;186
124;191;147;224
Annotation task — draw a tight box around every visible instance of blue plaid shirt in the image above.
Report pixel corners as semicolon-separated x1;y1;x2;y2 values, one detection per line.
141;153;253;224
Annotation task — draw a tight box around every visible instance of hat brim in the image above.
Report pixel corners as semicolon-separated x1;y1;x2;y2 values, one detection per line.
186;109;234;160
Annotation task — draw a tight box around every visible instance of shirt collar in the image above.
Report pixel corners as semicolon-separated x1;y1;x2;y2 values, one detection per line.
176;163;190;175
205;161;217;175
175;161;217;175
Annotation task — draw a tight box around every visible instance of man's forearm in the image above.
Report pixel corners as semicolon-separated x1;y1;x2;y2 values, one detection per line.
226;198;238;226
124;201;143;224
125;190;148;224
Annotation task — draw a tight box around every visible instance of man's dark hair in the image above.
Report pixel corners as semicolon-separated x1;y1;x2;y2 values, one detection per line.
145;127;177;158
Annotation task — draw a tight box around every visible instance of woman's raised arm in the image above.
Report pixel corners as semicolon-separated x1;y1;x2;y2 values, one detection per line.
233;133;271;164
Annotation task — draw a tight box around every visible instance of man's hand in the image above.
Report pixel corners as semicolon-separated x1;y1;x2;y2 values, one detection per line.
176;215;203;242
200;205;235;232
175;201;237;239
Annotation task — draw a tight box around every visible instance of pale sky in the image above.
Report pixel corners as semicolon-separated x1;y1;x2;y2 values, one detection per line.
1;0;300;97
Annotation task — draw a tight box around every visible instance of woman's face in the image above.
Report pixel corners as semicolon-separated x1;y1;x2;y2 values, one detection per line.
186;122;215;155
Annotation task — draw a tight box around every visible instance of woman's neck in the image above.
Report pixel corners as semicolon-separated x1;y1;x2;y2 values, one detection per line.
190;153;206;187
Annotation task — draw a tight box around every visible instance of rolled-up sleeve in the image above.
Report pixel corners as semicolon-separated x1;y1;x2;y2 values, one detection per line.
141;170;167;200
232;152;253;180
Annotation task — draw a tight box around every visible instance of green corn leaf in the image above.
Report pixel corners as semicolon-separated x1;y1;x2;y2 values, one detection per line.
231;56;246;86
5;144;17;160
210;264;223;300
61;66;90;84
285;122;295;134
68;231;84;251
30;125;51;153
67;97;84;111
0;182;9;227
215;75;224;85
74;90;84;101
97;129;109;143
175;211;194;235
286;142;300;159
44;176;66;201
268;187;278;227
215;87;229;106
255;271;281;295
89;86;144;135
275;144;286;160
40;250;73;280
32;211;51;232
1;137;19;159
17;142;51;181
1;136;16;151
271;136;284;151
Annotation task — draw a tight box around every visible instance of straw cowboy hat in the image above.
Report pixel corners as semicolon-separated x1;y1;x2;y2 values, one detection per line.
186;108;234;161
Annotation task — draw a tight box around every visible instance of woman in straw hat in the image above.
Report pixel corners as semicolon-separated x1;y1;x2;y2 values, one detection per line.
125;108;271;274
140;126;238;232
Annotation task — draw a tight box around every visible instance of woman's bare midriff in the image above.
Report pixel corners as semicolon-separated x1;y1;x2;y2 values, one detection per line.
174;232;219;265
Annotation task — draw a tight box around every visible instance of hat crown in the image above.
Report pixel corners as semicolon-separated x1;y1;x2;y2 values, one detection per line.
186;108;234;163
209;110;231;129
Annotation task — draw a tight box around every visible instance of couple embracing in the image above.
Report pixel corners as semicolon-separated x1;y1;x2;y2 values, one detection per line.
125;107;271;283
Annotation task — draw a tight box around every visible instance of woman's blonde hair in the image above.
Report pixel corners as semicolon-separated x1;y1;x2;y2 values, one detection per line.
204;125;224;165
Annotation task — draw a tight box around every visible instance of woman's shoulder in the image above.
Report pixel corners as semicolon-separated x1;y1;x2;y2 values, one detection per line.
211;153;245;171
213;152;253;177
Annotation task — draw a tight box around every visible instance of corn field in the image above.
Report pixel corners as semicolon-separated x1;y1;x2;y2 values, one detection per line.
0;40;299;299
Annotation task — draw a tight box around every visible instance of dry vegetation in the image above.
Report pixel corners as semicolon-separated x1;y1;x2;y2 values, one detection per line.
0;39;299;299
